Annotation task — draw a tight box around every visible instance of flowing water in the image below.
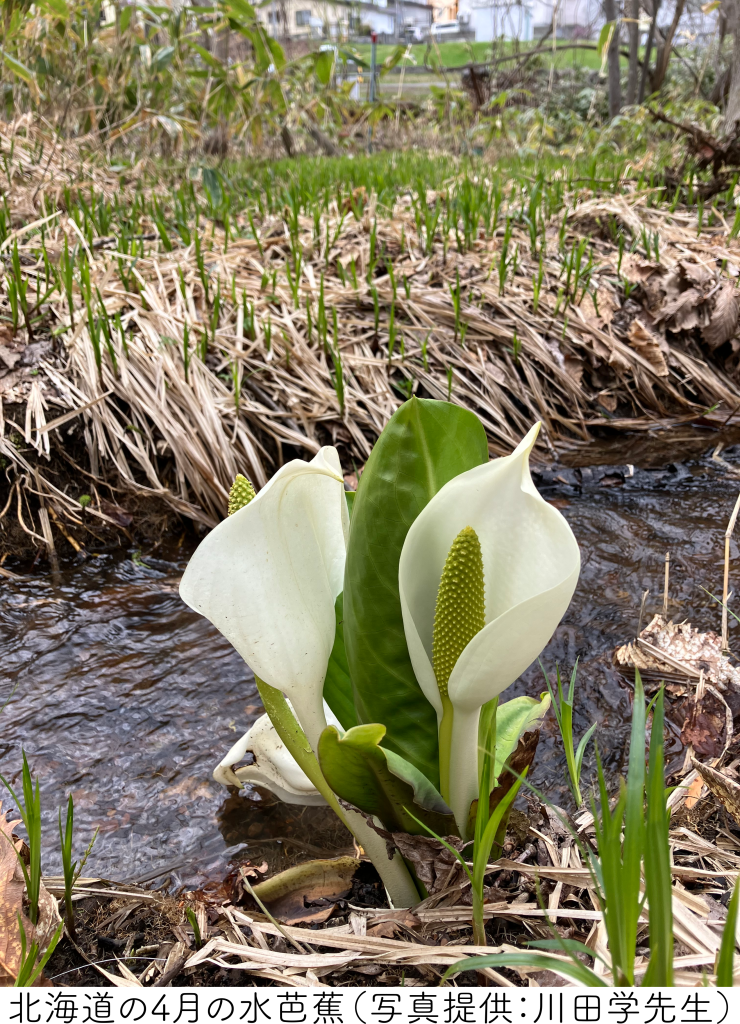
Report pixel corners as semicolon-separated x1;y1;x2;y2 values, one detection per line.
3;426;740;887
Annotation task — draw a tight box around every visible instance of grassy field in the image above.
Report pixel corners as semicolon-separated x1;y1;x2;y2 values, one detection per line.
348;39;609;71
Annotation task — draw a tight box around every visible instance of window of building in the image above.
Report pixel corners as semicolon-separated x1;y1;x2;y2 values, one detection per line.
296;9;311;26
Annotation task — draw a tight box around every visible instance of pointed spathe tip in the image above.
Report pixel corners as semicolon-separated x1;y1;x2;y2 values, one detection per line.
511;421;541;461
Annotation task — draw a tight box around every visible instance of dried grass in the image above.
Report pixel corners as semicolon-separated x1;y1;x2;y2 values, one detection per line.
4;119;740;533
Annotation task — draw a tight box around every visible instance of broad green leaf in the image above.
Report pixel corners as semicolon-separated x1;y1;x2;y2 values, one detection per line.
343;398;489;786
265;34;286;70
2;52;35;85
38;0;68;18
318;723;457;835
263;78;286;114
119;4;134;31
322;594;358;732
202;167;223;211
338;47;369;70
384;749;452;816
190;42;225;72
223;0;256;22
151;45;175;72
597;21;615;77
493;694;551;783
380;45;406;76
315;50;334;86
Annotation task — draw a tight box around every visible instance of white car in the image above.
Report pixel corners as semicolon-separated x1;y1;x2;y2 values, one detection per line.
430;20;461;39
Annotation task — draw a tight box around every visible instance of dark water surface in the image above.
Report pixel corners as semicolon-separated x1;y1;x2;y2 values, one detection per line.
3;428;740;885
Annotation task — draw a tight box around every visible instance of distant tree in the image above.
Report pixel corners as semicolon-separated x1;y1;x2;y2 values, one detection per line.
602;0;622;117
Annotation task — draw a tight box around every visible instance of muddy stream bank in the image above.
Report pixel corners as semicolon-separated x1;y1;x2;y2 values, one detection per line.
3;427;740;890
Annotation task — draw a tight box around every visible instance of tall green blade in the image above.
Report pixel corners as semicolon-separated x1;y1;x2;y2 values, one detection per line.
642;687;674;987
343;398;488;784
716;879;739;986
621;670;646;983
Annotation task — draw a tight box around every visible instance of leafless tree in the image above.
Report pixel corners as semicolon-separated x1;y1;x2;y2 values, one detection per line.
603;0;622;117
626;0;639;104
725;0;740;130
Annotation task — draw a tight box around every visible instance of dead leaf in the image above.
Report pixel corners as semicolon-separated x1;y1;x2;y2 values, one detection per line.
614;614;740;692
680;260;715;287
0;805;25;986
626;320;669;376
99;500;133;528
250;857;359;925
581;285;618;325
684;774;706;811
691;759;740;827
366;910;420;938
703;280;739;349
599;472;625;487
597;393;617;412
0;347;21;371
659;287;704;332
680;691;728;758
564;356;584;386
620;254;662;284
368;828;466;896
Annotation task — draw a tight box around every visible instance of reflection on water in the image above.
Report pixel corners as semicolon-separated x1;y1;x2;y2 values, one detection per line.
1;432;740;884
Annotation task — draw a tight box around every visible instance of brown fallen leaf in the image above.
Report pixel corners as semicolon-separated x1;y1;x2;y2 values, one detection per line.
626;319;669;376
366;910;421;938
250;856;360;925
99;500;134;528
613;614;740;692
690;758;740;827
703;280;739;349
684;774;706;811
679;260;715;287
659;286;704;332
0;804;25;986
680;690;728;758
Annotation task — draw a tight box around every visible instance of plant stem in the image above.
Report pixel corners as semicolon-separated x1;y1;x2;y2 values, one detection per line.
448;704;482;840
255;678;421;908
438;694;454;804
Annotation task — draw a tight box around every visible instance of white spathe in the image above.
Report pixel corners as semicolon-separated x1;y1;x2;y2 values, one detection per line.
398;422;580;831
210;712;321;798
179;447;348;749
214;712;327;805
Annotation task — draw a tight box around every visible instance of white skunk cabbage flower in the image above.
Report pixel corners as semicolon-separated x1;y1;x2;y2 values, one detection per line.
398;422;580;831
180;448;348;749
214;712;326;805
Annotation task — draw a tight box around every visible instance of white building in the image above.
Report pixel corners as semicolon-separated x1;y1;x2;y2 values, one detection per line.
454;0;601;44
452;0;720;46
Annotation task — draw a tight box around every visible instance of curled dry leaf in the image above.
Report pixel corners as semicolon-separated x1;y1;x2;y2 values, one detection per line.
659;287;704;332
680;689;729;758
250;857;360;925
626;319;669;376
702;280;739;350
679;260;715;287
690;758;740;828
0;805;24;986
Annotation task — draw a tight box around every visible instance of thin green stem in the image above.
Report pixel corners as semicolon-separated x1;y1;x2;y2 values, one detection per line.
255;678;421;908
438;695;454;804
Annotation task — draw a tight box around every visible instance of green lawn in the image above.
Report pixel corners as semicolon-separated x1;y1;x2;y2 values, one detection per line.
347;39;608;72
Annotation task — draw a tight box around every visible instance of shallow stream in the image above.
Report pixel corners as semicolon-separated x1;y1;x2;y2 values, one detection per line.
3;426;740;887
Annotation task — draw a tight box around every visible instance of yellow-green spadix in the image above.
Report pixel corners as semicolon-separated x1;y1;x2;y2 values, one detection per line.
399;422;580;834
179;447;349;750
